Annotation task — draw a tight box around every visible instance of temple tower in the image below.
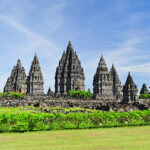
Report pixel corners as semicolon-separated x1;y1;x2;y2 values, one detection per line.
4;59;27;93
123;72;138;103
109;64;123;100
27;54;44;94
93;55;113;99
47;87;54;96
55;41;85;96
140;83;149;94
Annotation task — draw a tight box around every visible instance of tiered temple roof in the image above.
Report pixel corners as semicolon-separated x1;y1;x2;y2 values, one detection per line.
55;41;85;96
47;87;54;96
140;83;149;94
93;55;113;99
4;59;27;93
123;72;138;102
109;64;123;100
27;54;44;94
3;42;143;104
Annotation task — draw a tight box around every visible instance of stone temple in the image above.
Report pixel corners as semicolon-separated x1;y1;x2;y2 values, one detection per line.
3;42;140;105
140;83;149;94
27;54;44;95
4;59;27;93
123;72;138;103
55;41;85;96
93;55;114;100
109;64;123;100
4;54;44;95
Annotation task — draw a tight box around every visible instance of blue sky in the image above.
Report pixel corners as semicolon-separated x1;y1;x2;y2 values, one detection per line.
0;0;150;93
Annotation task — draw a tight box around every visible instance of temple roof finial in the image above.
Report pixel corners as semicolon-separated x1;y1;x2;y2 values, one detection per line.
17;59;21;67
67;41;73;51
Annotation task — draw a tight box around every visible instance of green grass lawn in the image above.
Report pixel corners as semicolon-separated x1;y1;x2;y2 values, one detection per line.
0;126;150;150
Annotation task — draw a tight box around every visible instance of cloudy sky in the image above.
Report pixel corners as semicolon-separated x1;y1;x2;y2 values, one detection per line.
0;0;150;93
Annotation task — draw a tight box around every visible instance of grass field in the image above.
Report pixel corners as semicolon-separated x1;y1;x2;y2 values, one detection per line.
0;126;150;150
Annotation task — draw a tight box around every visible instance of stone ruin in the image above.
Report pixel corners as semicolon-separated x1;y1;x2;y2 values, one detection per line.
27;54;44;95
4;54;44;95
2;41;150;111
55;41;85;97
140;83;149;94
4;59;27;93
93;55;114;100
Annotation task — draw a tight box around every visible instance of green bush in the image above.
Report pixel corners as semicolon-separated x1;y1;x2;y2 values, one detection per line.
68;89;93;99
139;94;150;99
0;109;150;132
0;93;8;98
9;92;24;99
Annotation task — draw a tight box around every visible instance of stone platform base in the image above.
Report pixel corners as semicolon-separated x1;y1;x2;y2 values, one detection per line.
0;95;150;112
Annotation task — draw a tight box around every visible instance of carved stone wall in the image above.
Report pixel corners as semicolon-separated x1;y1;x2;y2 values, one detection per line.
55;41;85;96
109;64;123;100
27;54;44;94
4;59;27;93
123;72;138;103
0;95;149;112
93;55;114;100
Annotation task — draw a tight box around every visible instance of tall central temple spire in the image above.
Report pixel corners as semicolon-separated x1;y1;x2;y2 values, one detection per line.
55;41;85;96
27;54;44;94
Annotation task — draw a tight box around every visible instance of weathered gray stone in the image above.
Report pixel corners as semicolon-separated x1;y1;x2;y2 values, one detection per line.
27;54;44;94
4;59;27;93
55;41;85;96
47;87;54;97
123;72;138;103
0;95;149;112
140;83;149;94
93;55;114;100
109;64;123;100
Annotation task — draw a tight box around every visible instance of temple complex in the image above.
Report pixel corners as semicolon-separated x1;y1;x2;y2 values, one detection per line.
3;42;147;106
27;54;44;94
55;41;85;96
123;72;138;103
109;64;123;100
4;59;27;93
93;55;114;99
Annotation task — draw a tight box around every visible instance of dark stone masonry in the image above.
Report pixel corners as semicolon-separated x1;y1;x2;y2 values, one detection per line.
93;55;114;100
55;41;85;97
27;54;44;94
2;41;150;111
4;59;27;93
123;72;138;103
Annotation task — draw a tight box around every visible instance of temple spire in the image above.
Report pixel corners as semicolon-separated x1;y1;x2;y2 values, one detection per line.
93;55;113;100
4;59;27;93
55;41;85;96
17;59;21;67
123;72;138;102
47;87;54;97
66;40;74;53
109;64;123;100
27;54;44;94
140;83;149;94
32;53;39;65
